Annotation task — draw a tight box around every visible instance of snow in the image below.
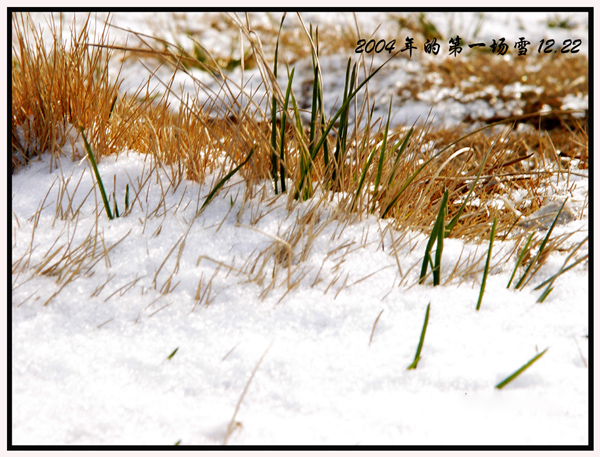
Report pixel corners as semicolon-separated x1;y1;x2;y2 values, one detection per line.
10;10;589;447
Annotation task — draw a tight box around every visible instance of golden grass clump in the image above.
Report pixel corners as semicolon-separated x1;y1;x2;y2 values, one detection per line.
12;13;122;169
11;13;275;186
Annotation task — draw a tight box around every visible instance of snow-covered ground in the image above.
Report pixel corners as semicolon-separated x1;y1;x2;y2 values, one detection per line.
10;11;589;447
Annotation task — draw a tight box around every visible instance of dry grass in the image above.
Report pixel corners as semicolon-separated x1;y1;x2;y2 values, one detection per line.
11;12;588;297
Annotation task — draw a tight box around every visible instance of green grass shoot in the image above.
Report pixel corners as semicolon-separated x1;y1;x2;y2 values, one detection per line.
308;25;321;153
113;191;119;218
408;302;431;370
514;199;568;289
385;126;414;189
270;14;286;194
351;143;378;211
534;236;588;292
278;66;295;193
506;232;534;288
536;287;554;303
331;58;355;189
432;190;448;286
270;76;279;193
370;99;393;213
444;142;493;237
199;147;255;214
167;347;179;360
297;49;402;199
80;128;114;220
476;217;497;311
495;348;549;389
295;24;324;200
532;236;588;304
419;189;448;285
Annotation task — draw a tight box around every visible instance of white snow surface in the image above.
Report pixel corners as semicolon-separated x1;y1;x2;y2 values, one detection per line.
11;11;589;447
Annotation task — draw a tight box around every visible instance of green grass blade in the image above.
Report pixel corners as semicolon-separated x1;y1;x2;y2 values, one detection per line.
419;190;447;285
370;98;393;213
373;98;393;193
113;191;120;218
408;302;431;370
536;286;554;303
199;147;255;214
270;99;279;194
269;14;287;195
351;144;378;211
432;189;448;286
320;119;330;172
269;22;282;194
167;347;179;360
385;127;414;188
506;232;534;288
308;25;320;151
444;142;494;237
316;58;330;171
295;24;325;200
278;67;295;193
308;65;319;150
332;59;353;183
291;92;313;200
476;217;497;311
80;128;113;220
419;228;436;284
533;253;588;291
310;51;399;168
514;198;568;289
124;183;130;213
495;348;548;389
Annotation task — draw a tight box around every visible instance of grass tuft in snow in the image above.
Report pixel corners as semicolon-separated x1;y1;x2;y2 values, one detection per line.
11;11;589;301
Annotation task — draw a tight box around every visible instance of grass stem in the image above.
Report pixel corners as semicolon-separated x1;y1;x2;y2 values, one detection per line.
476;217;497;311
495;348;548;389
408;302;431;370
80;128;113;220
